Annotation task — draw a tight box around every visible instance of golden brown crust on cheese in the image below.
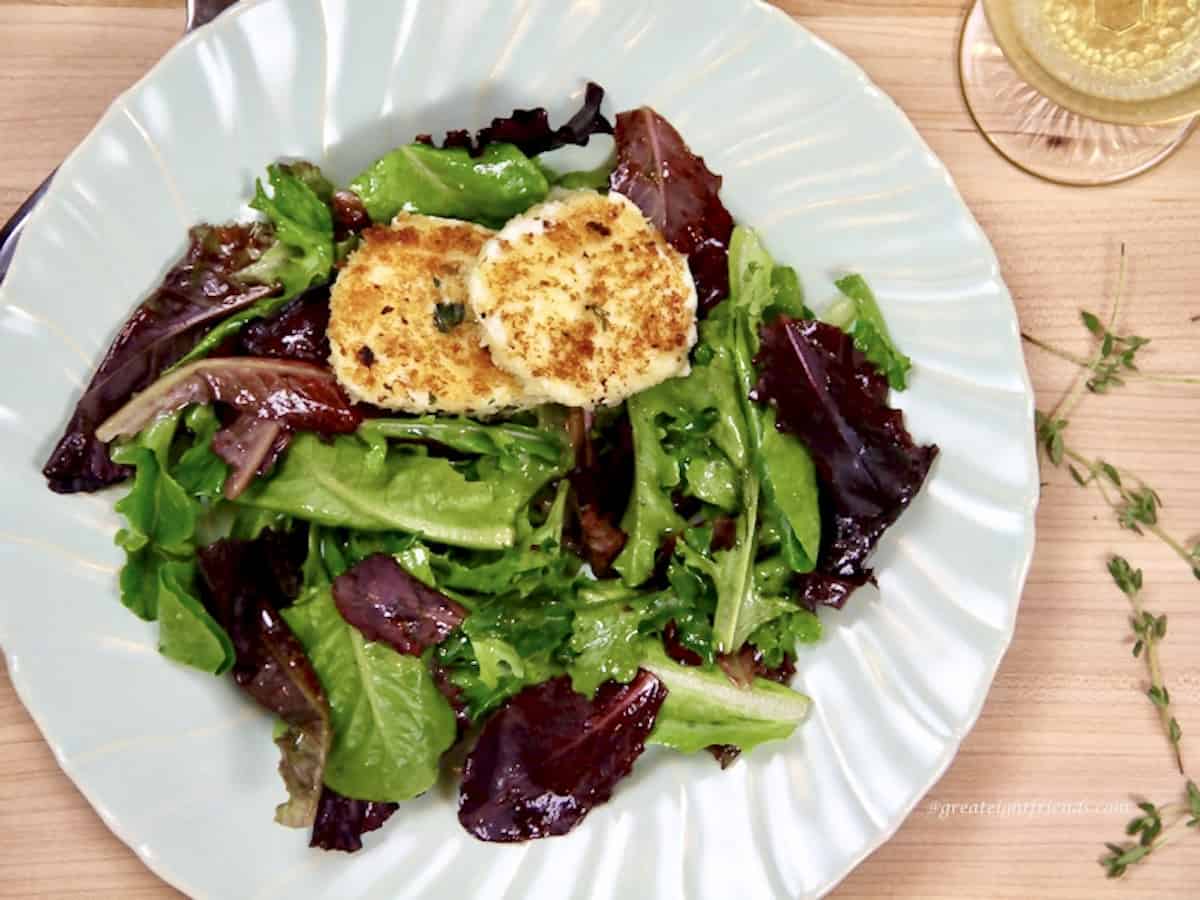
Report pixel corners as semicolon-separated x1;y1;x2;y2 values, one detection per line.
328;214;544;415
469;190;697;408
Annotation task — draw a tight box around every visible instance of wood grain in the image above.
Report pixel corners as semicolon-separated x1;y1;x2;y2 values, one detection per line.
1;2;1198;897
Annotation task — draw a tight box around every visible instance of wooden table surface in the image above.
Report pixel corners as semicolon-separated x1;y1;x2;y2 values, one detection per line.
2;1;1198;897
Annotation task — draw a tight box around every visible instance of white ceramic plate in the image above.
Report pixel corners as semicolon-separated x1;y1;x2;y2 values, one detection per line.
0;1;1038;897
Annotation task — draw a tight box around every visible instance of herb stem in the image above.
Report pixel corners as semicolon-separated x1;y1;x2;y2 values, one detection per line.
1124;576;1184;774
1021;332;1200;384
1051;244;1126;423
1102;794;1198;878
1065;446;1200;576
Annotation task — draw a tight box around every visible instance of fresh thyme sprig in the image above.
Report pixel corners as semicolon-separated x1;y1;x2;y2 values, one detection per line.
1023;245;1200;879
1034;416;1200;579
1021;322;1198;390
1108;556;1184;774
1021;246;1200;395
1101;781;1200;878
1027;247;1200;581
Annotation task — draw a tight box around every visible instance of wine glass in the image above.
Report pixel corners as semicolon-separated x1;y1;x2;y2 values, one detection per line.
959;0;1200;185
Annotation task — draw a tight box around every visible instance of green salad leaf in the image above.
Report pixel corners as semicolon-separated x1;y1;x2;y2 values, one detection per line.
567;599;646;697
758;408;821;570
641;643;810;754
283;545;457;802
748;609;822;669
237;432;565;549
614;225;822;655
171;404;228;500
613;390;687;586
823;273;911;391
359;416;570;469
155;559;235;674
178;163;337;366
109;408;237;673
349;143;550;227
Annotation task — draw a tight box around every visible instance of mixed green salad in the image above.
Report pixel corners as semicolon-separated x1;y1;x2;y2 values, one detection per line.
43;84;937;848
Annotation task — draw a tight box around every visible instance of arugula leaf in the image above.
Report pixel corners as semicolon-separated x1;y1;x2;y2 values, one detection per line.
349;143;550;227
237;432;565;549
613;390;687;585
568;601;645;697
613;358;749;587
436;631;563;721
673;530;794;654
640;643;810;754
748;609;822;670
431;481;577;597
359;416;569;469
283;557;457;802
242;163;335;296
823;274;912;391
178;163;337;366
171;405;227;500
769;265;813;320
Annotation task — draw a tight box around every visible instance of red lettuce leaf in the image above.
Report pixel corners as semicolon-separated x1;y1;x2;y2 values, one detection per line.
211;416;290;499
309;787;398;852
418;82;613;159
332;553;467;656
707;744;741;769
458;671;667;842
96;356;358;500
235;286;331;364
565;409;632;577
432;662;472;735
197;528;330;828
753;318;938;607
707;646;797;768
610;107;734;315
96;358;359;444
331;191;371;240
717;644;797;689
663;620;704;667
42;224;278;493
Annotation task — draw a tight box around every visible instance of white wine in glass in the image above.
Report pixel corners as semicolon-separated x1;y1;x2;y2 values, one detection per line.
959;0;1200;185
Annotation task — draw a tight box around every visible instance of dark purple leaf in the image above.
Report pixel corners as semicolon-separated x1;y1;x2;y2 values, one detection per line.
422;82;613;159
197;528;329;827
717;645;797;689
309;787;398;853
794;571;861;611
96;357;360;446
331;191;370;239
710;516;737;552
432;662;471;735
663;620;703;667
753;318;938;606
211;416;290;500
458;671;667;842
333;554;467;656
235;286;331;364
707;744;741;768
565;408;632;577
610;107;734;315
43;224;278;493
576;507;627;577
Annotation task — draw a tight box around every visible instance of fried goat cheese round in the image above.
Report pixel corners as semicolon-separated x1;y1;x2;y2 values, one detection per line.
467;189;698;408
328;214;545;415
